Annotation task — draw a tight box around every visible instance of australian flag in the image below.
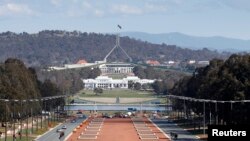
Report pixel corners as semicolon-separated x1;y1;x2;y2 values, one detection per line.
117;24;122;29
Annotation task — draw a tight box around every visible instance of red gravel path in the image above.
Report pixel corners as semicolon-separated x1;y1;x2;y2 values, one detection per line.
67;117;170;141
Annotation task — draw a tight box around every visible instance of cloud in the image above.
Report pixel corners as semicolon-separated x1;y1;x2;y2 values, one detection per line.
66;1;105;18
61;0;198;18
51;0;61;6
144;3;167;13
109;1;170;16
82;1;92;9
0;3;34;16
218;0;250;11
94;9;104;17
111;4;143;15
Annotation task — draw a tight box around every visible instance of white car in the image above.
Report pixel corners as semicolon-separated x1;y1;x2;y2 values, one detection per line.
56;128;64;132
62;125;67;129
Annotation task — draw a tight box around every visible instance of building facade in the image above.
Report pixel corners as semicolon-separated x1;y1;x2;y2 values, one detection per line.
83;76;154;89
99;63;134;74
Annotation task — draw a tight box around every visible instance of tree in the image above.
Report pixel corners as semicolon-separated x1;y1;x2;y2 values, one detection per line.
152;81;165;94
128;81;134;89
40;79;60;97
141;83;152;90
133;66;146;78
93;88;103;95
171;54;250;124
134;82;142;90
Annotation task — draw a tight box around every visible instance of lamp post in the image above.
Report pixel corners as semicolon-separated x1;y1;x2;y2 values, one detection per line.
203;101;206;135
211;100;218;125
5;99;9;141
35;99;39;132
44;99;49;129
29;100;33;134
40;99;43;129
230;101;234;124
13;99;18;141
215;101;218;125
20;100;26;140
184;99;186;119
53;98;56;123
26;100;28;141
65;96;69;117
47;98;51;128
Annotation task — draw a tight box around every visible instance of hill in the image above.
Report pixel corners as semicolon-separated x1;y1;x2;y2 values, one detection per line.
122;32;250;52
0;30;229;67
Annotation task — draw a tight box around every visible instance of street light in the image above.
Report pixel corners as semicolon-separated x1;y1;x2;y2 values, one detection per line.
211;100;218;125
13;99;19;141
29;100;33;134
203;101;206;135
25;100;29;141
230;101;235;124
47;98;52;128
4;99;9;141
183;99;186;119
40;99;44;129
34;99;39;132
43;99;48;129
20;100;26;140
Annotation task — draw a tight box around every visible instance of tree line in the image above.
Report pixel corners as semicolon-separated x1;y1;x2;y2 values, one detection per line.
0;58;62;122
37;66;101;95
0;58;101;128
171;54;250;124
133;66;188;94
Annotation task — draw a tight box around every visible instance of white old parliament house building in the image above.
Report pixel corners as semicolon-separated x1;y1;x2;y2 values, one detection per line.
82;34;155;89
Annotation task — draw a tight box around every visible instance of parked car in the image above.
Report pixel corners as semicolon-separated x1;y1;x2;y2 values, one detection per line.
102;113;113;118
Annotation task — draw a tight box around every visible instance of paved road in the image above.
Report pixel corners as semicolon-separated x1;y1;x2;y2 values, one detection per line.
35;117;86;141
151;119;200;141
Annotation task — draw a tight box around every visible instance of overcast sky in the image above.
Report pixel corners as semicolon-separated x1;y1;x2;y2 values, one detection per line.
0;0;250;39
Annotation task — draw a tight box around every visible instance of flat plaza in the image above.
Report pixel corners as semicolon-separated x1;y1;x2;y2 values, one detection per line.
67;117;170;141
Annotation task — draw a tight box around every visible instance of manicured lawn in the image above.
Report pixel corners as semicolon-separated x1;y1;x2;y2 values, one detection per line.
79;89;156;98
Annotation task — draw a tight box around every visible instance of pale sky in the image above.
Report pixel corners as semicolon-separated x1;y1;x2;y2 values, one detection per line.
0;0;250;39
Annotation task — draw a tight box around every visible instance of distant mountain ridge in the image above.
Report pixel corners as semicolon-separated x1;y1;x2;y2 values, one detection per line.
121;32;250;52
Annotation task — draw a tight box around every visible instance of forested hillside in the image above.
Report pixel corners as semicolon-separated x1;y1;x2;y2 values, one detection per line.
0;30;228;67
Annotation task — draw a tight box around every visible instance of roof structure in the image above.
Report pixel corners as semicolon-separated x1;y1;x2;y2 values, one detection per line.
77;59;88;64
146;60;160;65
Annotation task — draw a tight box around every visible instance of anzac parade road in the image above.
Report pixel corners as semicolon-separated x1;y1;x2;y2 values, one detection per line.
35;117;86;141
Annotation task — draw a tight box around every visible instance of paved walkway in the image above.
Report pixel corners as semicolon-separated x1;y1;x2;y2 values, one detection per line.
151;119;200;141
98;118;140;141
67;117;170;141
